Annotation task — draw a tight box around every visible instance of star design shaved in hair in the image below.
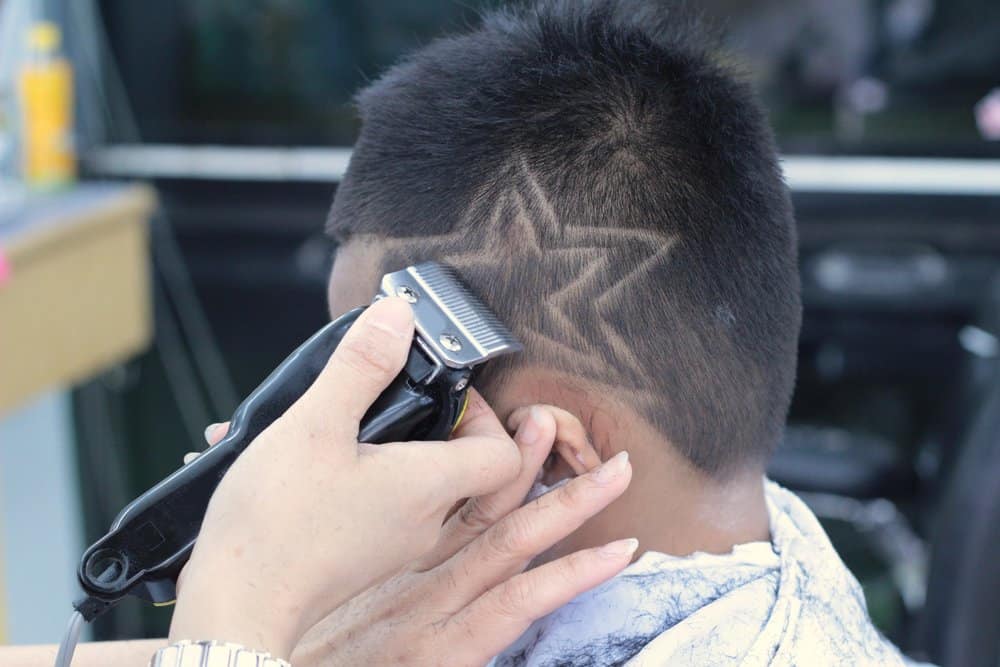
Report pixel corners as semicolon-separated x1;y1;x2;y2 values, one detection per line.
378;158;679;385
327;0;802;474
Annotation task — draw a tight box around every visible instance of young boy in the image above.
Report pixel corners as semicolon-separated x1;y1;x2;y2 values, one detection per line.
321;0;918;663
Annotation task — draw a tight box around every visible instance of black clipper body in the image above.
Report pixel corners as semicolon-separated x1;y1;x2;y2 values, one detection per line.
75;262;521;621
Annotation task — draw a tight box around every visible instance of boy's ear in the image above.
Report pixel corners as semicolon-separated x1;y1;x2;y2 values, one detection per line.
508;404;602;485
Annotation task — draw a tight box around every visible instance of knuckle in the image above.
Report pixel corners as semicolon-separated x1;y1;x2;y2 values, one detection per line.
554;476;588;511
485;511;533;559
493;579;532;619
561;549;590;581
546;552;590;595
457;498;496;536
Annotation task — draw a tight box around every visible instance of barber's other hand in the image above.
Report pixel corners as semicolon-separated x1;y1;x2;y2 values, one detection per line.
290;405;635;667
169;298;521;660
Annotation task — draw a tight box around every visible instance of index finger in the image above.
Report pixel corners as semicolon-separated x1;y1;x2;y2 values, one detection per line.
437;450;631;603
414;404;557;571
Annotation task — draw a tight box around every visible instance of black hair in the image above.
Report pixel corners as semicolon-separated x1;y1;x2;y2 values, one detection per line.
328;0;801;476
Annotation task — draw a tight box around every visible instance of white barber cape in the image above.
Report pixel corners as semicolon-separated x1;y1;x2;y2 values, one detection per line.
491;480;923;667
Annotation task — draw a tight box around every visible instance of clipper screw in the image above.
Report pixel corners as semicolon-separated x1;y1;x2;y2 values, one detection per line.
396;285;419;303
440;333;463;351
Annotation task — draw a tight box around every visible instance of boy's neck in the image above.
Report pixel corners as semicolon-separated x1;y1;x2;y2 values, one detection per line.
541;426;770;563
590;446;770;558
492;370;771;562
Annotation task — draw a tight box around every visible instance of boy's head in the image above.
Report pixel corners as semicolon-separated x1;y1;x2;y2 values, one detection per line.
326;0;801;478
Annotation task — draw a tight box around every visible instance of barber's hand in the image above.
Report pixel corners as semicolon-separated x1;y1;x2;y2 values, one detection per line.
169;298;522;660
287;405;635;666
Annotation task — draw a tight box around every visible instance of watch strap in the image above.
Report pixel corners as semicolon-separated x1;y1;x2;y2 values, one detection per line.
150;640;291;667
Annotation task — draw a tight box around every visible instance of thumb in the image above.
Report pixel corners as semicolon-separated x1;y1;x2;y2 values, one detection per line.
289;296;415;438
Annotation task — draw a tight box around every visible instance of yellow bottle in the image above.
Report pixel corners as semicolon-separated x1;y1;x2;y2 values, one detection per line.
18;22;76;188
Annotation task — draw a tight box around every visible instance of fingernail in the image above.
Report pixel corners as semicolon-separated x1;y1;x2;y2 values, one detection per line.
183;452;200;465
516;408;543;446
369;297;414;340
204;423;223;443
599;538;639;558
593;451;629;484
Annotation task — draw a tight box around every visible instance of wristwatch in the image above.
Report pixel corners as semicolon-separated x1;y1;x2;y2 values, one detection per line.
149;640;291;666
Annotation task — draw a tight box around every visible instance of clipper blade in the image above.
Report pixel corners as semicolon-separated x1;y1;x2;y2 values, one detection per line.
380;262;522;368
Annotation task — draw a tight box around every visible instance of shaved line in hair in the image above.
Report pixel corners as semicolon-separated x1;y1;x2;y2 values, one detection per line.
370;156;680;391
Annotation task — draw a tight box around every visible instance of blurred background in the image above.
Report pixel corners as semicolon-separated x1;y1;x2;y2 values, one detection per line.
0;1;998;665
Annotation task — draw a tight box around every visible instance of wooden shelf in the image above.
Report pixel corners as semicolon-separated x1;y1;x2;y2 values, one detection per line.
0;183;156;413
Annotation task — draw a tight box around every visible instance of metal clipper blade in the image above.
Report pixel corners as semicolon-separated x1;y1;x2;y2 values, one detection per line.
380;262;522;368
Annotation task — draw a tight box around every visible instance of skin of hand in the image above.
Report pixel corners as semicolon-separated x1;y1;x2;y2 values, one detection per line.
198;404;636;666
0;406;632;667
168;297;523;660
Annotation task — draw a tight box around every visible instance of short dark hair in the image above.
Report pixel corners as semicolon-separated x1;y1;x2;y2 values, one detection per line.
328;0;801;476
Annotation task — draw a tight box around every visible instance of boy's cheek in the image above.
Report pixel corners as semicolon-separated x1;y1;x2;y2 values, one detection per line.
326;240;385;319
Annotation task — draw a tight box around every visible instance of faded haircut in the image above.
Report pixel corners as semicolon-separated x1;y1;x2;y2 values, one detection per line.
327;0;802;476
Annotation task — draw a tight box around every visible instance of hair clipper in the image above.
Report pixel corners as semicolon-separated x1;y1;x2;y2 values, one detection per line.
74;262;521;621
